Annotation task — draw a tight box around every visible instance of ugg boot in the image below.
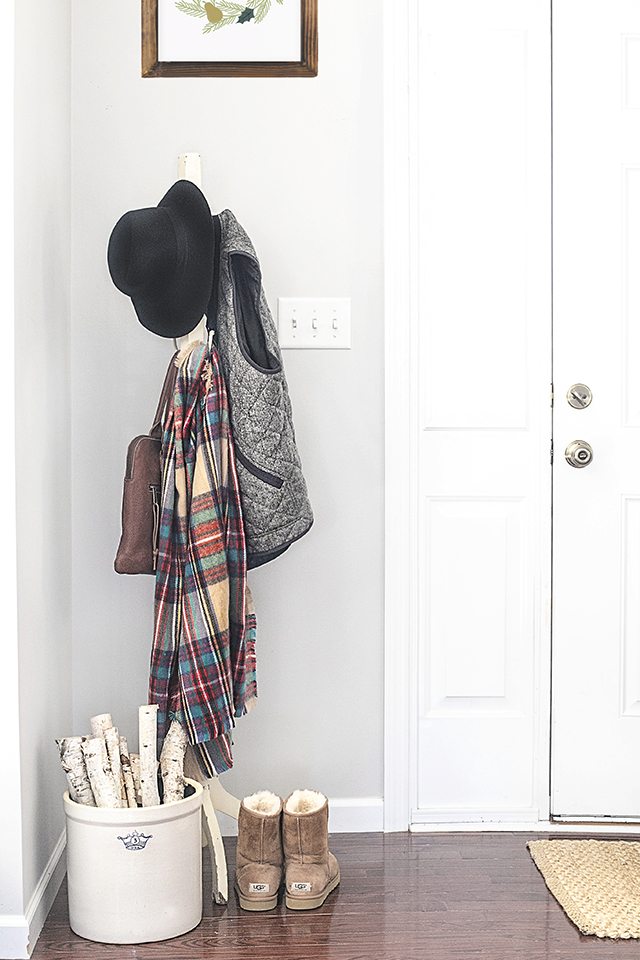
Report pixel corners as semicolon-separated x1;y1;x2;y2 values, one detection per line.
283;790;340;910
235;791;283;911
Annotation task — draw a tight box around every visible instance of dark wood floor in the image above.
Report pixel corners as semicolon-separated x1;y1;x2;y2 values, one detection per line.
32;832;640;960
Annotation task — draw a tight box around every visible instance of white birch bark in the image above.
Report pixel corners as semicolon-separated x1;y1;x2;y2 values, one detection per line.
129;753;142;806
56;737;95;806
139;705;160;807
81;737;121;808
104;726;126;807
159;720;188;804
119;736;138;808
89;713;113;739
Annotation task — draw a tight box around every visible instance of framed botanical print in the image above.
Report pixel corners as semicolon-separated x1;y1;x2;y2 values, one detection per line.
142;0;318;77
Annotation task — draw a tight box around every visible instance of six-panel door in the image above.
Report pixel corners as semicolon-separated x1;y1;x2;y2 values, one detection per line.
414;0;552;825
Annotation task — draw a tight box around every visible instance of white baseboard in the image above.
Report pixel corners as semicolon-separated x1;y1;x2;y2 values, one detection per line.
0;831;66;959
329;798;384;833
411;821;640;835
217;797;384;837
0;916;29;960
25;831;66;955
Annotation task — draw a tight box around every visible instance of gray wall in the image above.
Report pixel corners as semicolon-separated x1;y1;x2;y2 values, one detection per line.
15;0;72;904
70;0;384;801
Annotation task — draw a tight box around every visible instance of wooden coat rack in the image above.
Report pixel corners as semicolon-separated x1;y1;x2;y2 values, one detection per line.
176;152;240;904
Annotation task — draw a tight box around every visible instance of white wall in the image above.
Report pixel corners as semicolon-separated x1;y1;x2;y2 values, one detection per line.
8;0;72;953
70;0;384;803
0;1;23;946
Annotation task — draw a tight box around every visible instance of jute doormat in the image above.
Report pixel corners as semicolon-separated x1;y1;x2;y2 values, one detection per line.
528;839;640;939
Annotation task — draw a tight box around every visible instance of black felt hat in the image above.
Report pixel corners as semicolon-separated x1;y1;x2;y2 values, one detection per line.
107;180;214;339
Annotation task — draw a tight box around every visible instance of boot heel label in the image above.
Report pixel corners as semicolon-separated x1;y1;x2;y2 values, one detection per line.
249;883;270;893
290;882;312;892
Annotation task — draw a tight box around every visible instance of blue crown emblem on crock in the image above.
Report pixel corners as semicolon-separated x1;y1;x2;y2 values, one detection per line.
117;830;153;851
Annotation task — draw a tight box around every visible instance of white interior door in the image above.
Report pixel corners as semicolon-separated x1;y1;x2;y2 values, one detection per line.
412;0;552;825
551;0;640;820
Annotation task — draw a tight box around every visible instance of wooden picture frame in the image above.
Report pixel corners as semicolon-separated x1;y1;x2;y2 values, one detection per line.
142;0;317;77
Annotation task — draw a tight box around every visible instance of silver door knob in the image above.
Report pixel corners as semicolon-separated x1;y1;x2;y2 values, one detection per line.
565;440;593;468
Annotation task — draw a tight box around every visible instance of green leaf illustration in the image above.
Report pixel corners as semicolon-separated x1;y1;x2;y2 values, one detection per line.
216;0;245;12
175;0;207;16
254;0;271;23
177;0;283;34
202;14;237;32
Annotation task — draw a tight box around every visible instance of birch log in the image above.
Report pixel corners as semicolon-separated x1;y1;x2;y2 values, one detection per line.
139;705;160;807
81;737;121;808
104;726;126;807
119;736;138;809
56;737;95;806
89;713;113;738
129;753;142;806
159;720;188;804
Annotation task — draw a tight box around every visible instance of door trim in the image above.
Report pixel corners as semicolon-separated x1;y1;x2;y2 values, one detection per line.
383;0;553;832
383;0;416;833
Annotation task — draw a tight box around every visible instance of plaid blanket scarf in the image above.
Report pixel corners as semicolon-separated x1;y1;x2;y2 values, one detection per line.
150;341;257;776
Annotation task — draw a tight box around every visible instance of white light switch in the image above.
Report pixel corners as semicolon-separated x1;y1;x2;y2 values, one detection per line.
278;298;351;349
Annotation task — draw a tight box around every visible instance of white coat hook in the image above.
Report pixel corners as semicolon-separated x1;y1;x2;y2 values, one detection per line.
174;152;208;351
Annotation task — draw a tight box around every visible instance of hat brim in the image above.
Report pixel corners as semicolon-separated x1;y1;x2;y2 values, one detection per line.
132;181;214;339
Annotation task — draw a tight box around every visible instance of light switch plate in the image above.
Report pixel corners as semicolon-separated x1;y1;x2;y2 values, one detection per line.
278;297;351;349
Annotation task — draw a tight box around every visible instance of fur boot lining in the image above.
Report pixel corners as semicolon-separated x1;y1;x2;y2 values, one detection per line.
285;789;326;815
243;790;281;816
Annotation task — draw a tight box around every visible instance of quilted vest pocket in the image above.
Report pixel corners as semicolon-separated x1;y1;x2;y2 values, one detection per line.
235;447;284;489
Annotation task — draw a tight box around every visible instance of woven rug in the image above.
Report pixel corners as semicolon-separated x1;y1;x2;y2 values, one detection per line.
528;839;640;939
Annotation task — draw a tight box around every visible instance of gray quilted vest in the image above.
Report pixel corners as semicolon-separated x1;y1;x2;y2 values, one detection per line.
208;210;313;568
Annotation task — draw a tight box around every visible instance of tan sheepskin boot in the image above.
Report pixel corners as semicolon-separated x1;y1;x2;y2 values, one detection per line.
283;790;340;910
235;791;283;911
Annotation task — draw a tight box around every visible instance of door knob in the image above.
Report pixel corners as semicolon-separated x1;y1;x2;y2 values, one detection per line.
565;440;593;468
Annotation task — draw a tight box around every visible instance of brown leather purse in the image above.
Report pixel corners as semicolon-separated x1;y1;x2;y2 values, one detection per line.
114;355;178;575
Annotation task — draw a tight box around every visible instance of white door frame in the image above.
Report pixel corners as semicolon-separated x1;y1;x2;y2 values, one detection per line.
383;0;553;833
383;0;419;833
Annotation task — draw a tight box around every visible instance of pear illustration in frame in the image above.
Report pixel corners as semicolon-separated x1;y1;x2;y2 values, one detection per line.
142;0;318;77
178;0;284;33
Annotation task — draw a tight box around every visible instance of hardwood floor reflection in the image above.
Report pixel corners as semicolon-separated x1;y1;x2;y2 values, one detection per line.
32;832;640;959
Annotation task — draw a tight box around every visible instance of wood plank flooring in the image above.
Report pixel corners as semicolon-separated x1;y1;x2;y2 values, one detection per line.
32;832;640;960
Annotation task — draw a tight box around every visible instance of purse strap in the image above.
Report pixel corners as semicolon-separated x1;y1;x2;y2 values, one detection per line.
206;214;222;336
150;353;179;439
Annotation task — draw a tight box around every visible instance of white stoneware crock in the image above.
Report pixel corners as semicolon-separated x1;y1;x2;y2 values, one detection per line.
63;778;203;944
